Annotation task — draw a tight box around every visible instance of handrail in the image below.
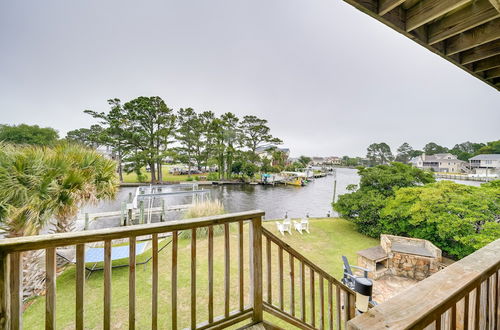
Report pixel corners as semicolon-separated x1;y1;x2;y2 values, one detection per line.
347;238;500;329
0;210;264;253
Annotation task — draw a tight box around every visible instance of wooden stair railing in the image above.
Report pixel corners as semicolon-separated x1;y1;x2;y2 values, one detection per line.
261;228;356;330
0;210;355;330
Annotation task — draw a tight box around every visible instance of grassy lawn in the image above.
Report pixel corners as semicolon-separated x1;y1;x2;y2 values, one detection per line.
23;218;377;329
122;165;209;183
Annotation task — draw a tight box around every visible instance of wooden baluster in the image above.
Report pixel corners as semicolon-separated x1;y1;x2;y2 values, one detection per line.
310;268;315;327
104;240;112;330
10;252;22;330
279;246;284;310
172;231;178;330
224;223;230;318
250;216;263;322
494;272;498;330
151;234;158;330
266;236;272;304
451;304;457;329
191;229;197;329
328;282;333;330
0;252;10;330
319;276;324;330
300;261;306;322
45;248;56;330
128;237;136;330
435;313;441;329
475;284;481;329
238;221;244;311
76;244;85;330
485;276;490;328
464;292;469;330
289;254;295;317
335;286;341;330
208;226;214;323
347;291;355;321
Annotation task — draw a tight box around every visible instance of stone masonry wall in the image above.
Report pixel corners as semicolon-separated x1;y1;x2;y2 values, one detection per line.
389;252;440;281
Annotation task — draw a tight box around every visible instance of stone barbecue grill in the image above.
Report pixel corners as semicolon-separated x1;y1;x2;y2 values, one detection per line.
357;234;443;281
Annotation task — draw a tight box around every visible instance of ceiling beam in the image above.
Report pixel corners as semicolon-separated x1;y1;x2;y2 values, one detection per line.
446;18;500;55
379;0;406;15
460;39;500;64
406;0;471;32
485;67;500;78
428;0;500;45
473;54;500;71
488;0;500;12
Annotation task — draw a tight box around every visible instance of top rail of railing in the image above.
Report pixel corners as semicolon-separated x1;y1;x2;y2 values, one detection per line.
0;210;265;253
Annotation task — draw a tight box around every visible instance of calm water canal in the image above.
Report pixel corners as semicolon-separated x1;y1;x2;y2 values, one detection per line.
81;168;482;230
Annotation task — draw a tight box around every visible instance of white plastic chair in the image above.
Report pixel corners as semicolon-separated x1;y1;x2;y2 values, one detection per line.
277;218;292;235
293;218;310;234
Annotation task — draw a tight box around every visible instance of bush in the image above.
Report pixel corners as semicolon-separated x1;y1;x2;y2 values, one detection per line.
207;172;219;181
180;200;225;239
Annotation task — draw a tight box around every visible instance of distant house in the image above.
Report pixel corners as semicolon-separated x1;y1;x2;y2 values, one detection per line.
255;144;290;165
311;157;325;165
409;153;466;173
324;156;342;165
469;154;500;177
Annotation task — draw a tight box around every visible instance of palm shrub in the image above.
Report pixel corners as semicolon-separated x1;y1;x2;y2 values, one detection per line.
180;199;225;239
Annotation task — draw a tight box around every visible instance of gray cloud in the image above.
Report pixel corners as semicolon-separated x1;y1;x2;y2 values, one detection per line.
1;0;498;157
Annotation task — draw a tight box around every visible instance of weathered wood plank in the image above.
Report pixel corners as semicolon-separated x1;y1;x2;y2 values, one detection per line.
238;221;244;311
461;39;500;64
328;282;333;330
45;248;56;330
266;236;272;304
208;226;214;323
289;254;295;317
10;252;22;330
301;262;306;322
464;292;470;330
406;0;471;32
310;268;316;327
474;285;480;329
172;231;178;330
278;246;284;310
151;234;158;330
319;276;325;330
224;223;230;318
104;240;112;330
0;253;10;330
191;229;197;329
489;0;500;13
428;0;500;45
446;18;500;55
76;244;85;330
474;53;500;71
379;0;406;16
486;68;500;81
128;237;136;330
0;210;265;253
336;286;341;330
250;216;263;322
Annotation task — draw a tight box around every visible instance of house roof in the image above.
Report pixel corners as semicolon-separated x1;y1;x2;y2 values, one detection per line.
469;154;500;161
342;0;500;92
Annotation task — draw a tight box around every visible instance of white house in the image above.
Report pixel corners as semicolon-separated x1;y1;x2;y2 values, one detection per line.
409;153;466;173
469;154;500;177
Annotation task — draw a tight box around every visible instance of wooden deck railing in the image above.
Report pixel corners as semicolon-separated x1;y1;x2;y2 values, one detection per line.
0;210;357;330
347;238;500;330
262;228;356;330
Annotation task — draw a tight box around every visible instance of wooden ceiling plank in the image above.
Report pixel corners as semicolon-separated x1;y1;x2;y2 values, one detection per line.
488;0;500;12
485;67;500;78
474;54;500;71
406;0;472;32
379;0;407;15
460;39;500;64
446;18;500;55
428;0;500;45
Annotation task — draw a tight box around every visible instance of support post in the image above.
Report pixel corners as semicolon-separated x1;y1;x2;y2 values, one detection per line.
121;202;126;226
84;213;89;230
139;201;145;224
250;216;263;322
160;200;165;222
0;252;10;330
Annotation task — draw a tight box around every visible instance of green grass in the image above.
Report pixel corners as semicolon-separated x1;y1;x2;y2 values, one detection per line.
122;165;208;183
23;218;377;329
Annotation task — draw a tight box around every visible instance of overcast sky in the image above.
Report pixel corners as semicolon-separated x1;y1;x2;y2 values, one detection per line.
1;0;498;157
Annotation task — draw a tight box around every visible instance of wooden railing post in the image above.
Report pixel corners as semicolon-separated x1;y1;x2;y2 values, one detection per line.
0;252;10;330
250;216;263;322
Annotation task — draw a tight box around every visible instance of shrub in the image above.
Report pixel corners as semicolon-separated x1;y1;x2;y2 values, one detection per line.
180;200;225;239
207;172;219;181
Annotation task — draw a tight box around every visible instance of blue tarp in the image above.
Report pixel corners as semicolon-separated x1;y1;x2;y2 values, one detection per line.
84;242;147;263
